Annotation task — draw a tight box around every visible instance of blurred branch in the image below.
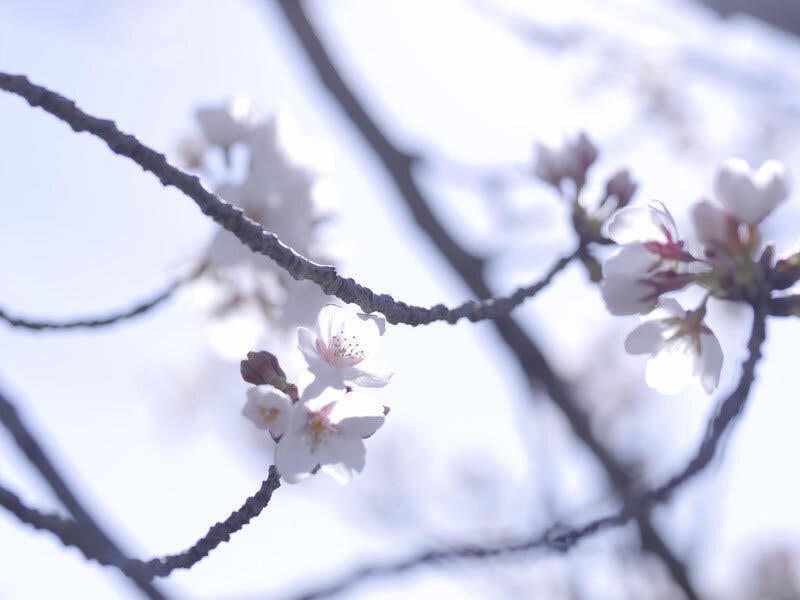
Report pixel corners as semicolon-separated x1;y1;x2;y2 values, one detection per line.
0;386;167;599
0;71;574;327
274;2;698;598
0;467;281;578
276;302;768;600
0;261;207;332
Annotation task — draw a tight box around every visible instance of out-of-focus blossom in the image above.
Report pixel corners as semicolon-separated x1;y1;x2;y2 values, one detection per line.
713;158;790;225
242;386;292;438
691;199;736;254
624;298;722;394
196;97;254;148
275;389;386;484
298;304;393;396
534;132;598;190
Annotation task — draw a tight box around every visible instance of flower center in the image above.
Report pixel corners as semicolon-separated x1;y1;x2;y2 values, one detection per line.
317;332;365;368
305;403;337;451
257;406;280;424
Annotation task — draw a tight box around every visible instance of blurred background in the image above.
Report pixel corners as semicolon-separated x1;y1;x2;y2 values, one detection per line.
2;0;800;598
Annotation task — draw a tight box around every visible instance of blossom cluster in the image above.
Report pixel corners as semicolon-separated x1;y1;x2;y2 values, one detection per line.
600;159;791;394
241;304;393;484
180;98;334;332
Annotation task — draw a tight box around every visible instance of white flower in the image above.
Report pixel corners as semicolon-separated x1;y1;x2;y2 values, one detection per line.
601;201;695;315
713;158;790;225
275;389;386;484
242;386;292;438
624;298;723;394
298;304;393;397
196;97;253;148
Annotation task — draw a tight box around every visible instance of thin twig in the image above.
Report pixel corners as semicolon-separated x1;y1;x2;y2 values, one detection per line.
280;302;768;600
0;262;207;331
0;71;571;327
0;468;281;579
0;387;168;599
274;2;699;598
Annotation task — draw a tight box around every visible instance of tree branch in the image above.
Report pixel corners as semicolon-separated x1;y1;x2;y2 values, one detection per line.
277;302;768;600
0;262;207;332
0;71;572;327
274;2;699;598
0;468;281;578
0;387;167;599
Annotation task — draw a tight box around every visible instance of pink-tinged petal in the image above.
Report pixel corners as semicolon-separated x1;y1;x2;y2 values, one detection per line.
332;393;386;437
275;429;317;483
297;326;321;365
602;243;659;278
604;205;668;245
697;331;723;394
645;339;694;395
600;274;657;315
624;321;665;355
345;359;394;388
648;201;679;241
691;200;731;248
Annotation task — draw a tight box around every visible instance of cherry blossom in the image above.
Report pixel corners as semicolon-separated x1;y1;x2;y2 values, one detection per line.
275;389;386;484
534;132;598;190
196;97;254;149
600;201;695;315
624;298;723;394
242;386;292;438
298;304;393;397
713;158;790;225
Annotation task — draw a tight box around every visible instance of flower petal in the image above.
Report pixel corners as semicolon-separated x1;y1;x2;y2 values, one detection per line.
297;326;321;364
714;158;790;225
645;339;694;395
697;330;723;394
691;199;733;251
604;205;668;245
602;243;659;278
601;274;657;315
317;436;366;484
275;429;317;483
624;321;665;355
345;359;394;388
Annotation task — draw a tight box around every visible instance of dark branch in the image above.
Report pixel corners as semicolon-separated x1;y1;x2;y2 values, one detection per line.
0;262;207;331
0;71;572;327
0;387;167;599
274;2;699;598
279;302;768;600
0;467;281;579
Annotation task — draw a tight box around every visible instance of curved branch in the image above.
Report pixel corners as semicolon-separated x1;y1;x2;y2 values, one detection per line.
0;467;281;579
0;71;572;327
274;2;698;598
0;262;207;331
281;302;768;600
0;387;167;599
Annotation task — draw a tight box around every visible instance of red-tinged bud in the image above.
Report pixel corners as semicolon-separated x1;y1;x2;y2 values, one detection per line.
603;169;637;209
240;351;286;387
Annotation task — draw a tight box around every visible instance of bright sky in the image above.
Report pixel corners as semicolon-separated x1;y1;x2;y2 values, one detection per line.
2;1;800;598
